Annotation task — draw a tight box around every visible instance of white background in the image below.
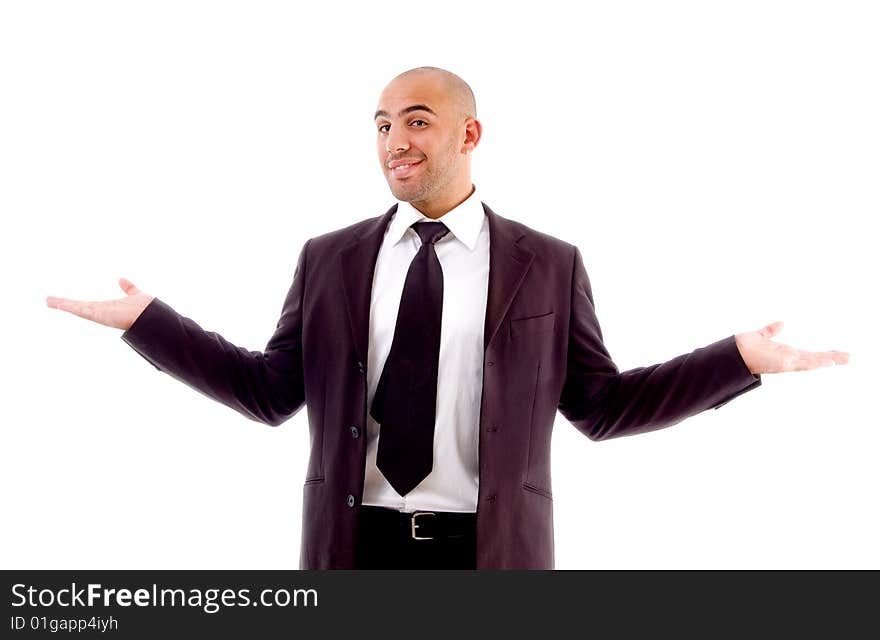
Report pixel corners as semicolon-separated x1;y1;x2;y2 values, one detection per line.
2;0;876;569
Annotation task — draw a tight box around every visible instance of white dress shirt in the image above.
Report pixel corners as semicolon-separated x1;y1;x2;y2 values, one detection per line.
361;185;490;513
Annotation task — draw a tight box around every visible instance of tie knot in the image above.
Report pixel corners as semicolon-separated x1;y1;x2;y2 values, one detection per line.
412;221;450;246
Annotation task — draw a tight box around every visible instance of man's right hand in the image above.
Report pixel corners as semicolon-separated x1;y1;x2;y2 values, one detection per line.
46;277;155;330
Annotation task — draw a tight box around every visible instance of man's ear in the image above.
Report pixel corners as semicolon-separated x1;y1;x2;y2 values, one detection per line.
462;118;482;153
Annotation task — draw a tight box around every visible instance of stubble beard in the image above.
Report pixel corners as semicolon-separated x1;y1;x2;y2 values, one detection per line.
389;165;437;203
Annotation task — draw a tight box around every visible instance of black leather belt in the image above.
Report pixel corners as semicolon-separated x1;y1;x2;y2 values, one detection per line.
358;505;476;541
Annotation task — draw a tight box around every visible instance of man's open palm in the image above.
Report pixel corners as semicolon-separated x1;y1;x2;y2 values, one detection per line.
735;321;851;374
46;278;154;330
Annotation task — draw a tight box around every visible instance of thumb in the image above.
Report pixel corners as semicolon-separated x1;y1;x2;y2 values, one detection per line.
759;320;784;339
119;277;141;296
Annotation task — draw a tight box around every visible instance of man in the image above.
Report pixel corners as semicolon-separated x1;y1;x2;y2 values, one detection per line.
46;66;850;569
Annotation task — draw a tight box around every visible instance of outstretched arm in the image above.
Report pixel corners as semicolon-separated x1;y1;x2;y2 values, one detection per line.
558;246;766;441
46;241;311;427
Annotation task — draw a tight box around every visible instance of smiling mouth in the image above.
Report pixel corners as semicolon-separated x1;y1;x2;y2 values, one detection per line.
390;160;423;179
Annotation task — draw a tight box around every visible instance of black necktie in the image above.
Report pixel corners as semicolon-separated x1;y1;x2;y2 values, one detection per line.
370;220;450;496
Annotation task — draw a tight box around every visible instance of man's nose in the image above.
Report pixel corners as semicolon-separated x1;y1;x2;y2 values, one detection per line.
386;127;410;154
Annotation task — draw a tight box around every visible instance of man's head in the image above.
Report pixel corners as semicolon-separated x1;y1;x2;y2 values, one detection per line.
374;66;482;218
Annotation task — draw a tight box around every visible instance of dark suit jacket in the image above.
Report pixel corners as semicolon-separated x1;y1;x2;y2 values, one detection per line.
121;202;762;569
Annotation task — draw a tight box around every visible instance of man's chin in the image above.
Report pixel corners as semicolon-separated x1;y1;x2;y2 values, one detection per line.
388;184;424;203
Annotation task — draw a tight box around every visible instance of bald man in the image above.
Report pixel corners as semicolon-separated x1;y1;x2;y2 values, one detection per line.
375;67;479;218
46;66;850;570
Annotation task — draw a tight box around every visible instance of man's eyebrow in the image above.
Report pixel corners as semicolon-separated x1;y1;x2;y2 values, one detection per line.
374;104;437;120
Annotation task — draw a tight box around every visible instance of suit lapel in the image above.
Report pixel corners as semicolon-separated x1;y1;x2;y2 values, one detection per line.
338;204;397;368
481;203;534;350
338;201;535;367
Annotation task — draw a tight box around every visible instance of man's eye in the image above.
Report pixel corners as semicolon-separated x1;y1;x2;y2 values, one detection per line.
377;121;426;133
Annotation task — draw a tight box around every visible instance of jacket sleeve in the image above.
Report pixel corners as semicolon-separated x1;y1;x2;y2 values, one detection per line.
557;245;761;441
119;239;311;427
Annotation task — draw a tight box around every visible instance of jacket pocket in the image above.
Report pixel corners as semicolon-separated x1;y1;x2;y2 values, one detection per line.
511;311;555;339
304;476;325;486
522;482;552;500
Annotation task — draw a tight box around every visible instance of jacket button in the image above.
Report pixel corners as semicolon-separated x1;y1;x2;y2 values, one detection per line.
347;494;356;508
356;361;364;373
350;426;360;438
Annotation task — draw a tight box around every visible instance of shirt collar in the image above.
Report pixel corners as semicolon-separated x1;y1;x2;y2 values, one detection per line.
388;185;484;251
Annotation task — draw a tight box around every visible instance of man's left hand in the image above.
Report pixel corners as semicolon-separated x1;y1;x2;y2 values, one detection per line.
735;321;851;374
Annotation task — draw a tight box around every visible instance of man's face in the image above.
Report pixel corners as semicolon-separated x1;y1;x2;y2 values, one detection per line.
374;75;466;205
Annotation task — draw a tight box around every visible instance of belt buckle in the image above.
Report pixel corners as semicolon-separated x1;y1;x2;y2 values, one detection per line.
411;511;435;540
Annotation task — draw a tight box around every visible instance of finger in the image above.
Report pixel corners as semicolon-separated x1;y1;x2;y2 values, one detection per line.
791;350;850;370
46;296;86;311
801;351;849;367
119;277;141;296
45;298;99;321
789;353;825;371
759;320;784;339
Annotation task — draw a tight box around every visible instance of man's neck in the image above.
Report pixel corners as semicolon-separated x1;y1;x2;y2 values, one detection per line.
409;183;475;219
